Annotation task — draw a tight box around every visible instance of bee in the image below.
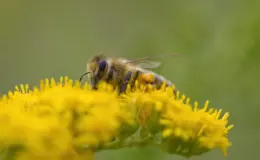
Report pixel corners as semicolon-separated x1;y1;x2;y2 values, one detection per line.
79;54;177;94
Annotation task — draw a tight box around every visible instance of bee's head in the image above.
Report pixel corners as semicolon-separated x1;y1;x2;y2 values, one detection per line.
81;55;108;89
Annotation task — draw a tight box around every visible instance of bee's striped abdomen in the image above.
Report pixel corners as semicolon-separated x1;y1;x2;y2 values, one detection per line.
153;74;177;94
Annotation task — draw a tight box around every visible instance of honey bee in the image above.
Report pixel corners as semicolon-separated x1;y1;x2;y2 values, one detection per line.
79;54;177;94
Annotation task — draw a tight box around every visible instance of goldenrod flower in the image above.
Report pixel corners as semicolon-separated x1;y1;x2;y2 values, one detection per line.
120;82;234;157
0;76;233;160
0;77;131;160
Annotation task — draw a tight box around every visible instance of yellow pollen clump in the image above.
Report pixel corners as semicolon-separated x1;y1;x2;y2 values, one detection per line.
141;73;155;83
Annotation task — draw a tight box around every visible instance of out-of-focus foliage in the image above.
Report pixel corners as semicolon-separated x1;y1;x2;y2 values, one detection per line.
0;0;259;160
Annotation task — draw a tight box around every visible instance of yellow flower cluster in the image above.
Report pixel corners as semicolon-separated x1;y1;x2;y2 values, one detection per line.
0;77;132;160
0;76;233;160
124;82;233;157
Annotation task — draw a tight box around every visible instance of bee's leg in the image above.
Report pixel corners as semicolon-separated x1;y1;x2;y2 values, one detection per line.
130;71;141;91
119;71;132;94
106;67;114;83
91;76;98;90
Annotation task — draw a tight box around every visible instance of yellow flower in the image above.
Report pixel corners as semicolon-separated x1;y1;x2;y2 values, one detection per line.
122;82;234;157
0;77;131;160
0;76;233;159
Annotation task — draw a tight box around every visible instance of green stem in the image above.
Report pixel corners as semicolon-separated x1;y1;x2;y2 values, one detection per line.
97;135;156;151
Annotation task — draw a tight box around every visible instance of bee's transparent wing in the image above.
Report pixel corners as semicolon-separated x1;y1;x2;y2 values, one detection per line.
124;54;180;69
124;57;162;69
135;61;162;69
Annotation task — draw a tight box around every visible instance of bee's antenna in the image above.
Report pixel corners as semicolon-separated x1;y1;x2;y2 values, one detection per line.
79;72;91;82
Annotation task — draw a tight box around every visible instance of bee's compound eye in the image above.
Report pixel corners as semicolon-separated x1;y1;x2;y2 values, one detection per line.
98;60;107;71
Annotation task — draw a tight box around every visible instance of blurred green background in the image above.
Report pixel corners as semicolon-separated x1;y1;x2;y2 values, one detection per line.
1;0;259;160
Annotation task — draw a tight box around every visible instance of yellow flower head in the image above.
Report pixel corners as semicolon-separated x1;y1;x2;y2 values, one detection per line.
0;76;233;159
0;77;131;160
121;81;234;157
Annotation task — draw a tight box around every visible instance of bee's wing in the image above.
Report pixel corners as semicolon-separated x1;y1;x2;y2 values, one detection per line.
124;54;180;69
135;61;162;69
124;57;162;69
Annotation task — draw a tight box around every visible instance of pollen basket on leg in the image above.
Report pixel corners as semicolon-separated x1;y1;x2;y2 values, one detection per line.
141;73;155;83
